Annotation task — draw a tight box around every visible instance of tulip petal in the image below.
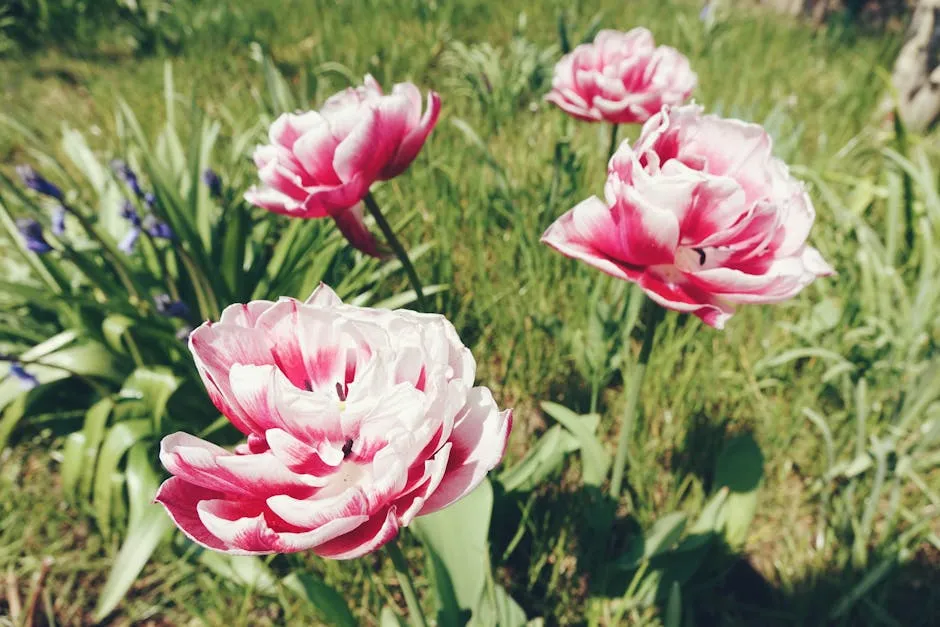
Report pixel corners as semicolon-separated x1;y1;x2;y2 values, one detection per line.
420;389;511;515
331;204;383;257
314;506;400;560
155;477;230;552
160;432;325;499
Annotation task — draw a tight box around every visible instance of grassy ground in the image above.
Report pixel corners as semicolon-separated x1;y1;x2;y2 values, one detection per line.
2;0;939;625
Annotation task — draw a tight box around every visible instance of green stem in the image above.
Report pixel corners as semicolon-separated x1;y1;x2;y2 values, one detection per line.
609;296;661;499
607;123;620;163
385;538;428;627
363;192;427;311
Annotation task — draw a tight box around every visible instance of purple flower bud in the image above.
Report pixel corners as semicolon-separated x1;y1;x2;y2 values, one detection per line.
17;165;63;201
17;219;53;254
154;294;190;319
118;227;140;254
52;204;67;236
143;214;174;240
202;169;223;198
111;159;143;199
9;362;39;390
120;200;142;228
144;192;157;209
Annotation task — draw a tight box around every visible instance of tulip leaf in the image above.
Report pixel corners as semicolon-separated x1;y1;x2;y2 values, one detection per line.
713;433;764;546
119;367;180;433
93;419;153;536
93;506;172;622
198;554;278;595
498;424;578;492
283;573;358;627
102;315;136;355
60;432;87;498
412;480;494;623
540;401;609;487
616;512;688;570
472;583;528;627
380;605;408;627
78;397;115;499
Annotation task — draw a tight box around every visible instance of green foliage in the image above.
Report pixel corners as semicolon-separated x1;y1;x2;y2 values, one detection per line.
0;57;420;621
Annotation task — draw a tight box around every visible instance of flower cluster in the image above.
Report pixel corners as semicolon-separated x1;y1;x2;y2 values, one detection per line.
13;25;835;568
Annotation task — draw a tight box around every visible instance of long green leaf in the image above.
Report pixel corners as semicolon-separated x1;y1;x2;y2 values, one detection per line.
92;507;172;622
540;401;609;487
283;573;358;627
413;480;494;622
93;419;153;536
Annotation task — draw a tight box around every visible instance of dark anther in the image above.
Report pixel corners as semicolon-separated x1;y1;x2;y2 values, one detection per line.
342;438;354;458
335;381;347;401
693;247;706;265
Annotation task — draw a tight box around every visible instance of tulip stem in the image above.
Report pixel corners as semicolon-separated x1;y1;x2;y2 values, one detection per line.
363;192;427;310
609;295;661;499
386;539;429;627
607;123;620;163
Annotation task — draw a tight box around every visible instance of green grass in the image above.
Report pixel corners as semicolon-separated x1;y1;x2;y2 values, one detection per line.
1;0;939;625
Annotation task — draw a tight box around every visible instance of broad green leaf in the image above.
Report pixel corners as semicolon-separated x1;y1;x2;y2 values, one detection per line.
198;553;277;595
102;315;136;355
60;432;87;498
498;424;577;492
663;582;682;627
120;367;180;433
540;401;609;486
617;512;687;570
380;606;408;627
472;584;527;627
93;419;153;536
92;507;172;622
283;573;358;627
413;481;494;619
38;341;123;382
714;433;764;546
79;397;115;499
368;284;450;311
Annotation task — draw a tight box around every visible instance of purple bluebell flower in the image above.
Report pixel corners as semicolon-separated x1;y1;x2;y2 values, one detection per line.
699;0;716;22
51;204;67;236
154;294;190;319
143;214;174;240
144;192;157;210
9;362;39;390
120;199;142;227
202;169;223;198
17;219;53;254
118;227;140;254
111;159;143;198
17;165;63;201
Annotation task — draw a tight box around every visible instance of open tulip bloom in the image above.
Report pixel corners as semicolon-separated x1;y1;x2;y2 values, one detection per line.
543;104;834;498
545;28;697;126
542;104;834;330
245;75;440;260
155;284;512;560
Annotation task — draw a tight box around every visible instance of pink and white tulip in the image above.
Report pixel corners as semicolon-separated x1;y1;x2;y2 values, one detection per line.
545;28;697;125
155;284;511;559
245;76;441;257
542;105;834;329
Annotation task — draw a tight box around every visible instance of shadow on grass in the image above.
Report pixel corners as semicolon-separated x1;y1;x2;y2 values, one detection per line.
692;544;940;627
490;439;938;627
